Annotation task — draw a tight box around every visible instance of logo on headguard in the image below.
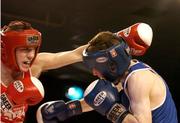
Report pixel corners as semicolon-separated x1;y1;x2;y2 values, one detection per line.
26;35;39;45
110;49;117;58
96;57;108;63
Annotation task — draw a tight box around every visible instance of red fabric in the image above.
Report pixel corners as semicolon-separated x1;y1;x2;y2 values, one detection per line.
0;71;31;123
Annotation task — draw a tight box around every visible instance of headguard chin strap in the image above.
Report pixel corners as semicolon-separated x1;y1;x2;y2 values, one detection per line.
1;28;41;71
83;40;131;82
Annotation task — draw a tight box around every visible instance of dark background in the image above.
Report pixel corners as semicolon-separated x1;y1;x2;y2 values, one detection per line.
2;0;180;122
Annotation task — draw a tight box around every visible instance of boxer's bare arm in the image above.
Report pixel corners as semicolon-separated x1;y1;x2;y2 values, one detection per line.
80;98;93;112
31;44;88;77
125;70;153;123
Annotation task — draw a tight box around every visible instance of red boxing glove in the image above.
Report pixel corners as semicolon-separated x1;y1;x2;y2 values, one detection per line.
5;76;45;106
115;23;153;56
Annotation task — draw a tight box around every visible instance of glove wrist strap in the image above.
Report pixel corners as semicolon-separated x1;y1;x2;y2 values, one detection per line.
107;103;130;123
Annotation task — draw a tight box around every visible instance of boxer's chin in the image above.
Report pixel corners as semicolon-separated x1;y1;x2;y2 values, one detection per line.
19;63;30;72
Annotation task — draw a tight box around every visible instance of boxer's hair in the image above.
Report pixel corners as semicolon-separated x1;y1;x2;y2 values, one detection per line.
87;31;120;53
2;20;32;32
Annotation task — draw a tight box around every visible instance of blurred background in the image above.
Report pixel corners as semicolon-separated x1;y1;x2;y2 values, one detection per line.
2;0;180;122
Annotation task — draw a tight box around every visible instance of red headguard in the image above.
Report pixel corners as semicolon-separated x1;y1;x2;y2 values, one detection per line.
1;27;41;71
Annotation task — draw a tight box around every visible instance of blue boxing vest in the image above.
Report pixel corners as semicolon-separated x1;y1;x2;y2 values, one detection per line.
121;61;178;123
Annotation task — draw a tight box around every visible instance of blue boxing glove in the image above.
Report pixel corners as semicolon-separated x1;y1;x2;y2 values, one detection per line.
36;100;82;123
84;79;130;123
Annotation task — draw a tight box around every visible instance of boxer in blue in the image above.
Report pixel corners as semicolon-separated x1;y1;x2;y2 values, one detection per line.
37;23;177;123
83;31;178;123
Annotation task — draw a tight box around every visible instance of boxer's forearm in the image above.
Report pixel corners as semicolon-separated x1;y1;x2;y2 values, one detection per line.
80;99;94;112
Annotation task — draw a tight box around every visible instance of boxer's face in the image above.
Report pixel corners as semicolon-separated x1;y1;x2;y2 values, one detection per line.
92;68;104;79
16;46;36;72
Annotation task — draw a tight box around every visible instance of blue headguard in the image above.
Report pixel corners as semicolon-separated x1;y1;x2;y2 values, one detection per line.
83;40;131;82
